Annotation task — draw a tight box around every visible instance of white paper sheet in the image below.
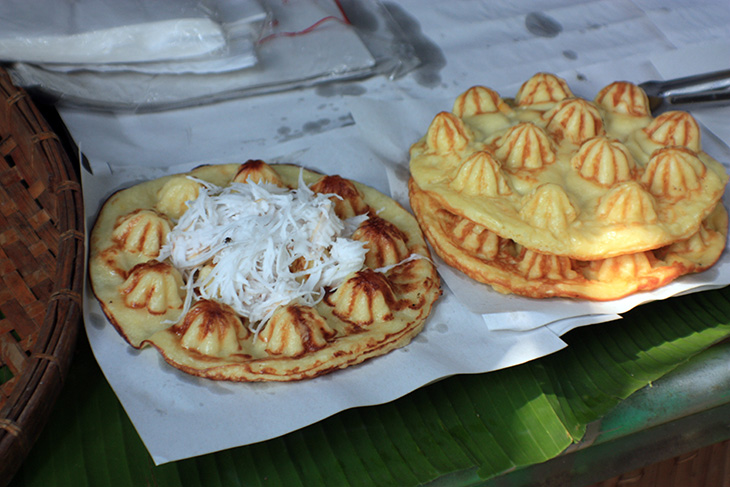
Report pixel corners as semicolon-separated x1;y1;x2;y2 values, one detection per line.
84;291;566;463
81;127;568;464
61;0;730;465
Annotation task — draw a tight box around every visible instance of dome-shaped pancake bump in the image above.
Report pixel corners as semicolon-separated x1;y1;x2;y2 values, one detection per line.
571;136;637;186
593;252;654;283
196;262;216;289
383;257;440;312
155;176;202;219
641;146;708;200
642;111;701;152
544;98;605;144
325;268;398;326
112;209;172;258
233;159;285;186
425;112;472;154
515;73;573;107
174;299;248;358
668;224;714;260
453;85;510;117
596;181;658;224
516;249;577;280
449;151;512;196
352;215;410;268
595;81;651;117
493;122;556;170
663;205;728;268
310;174;369;219
258;304;335;357
120;261;184;314
442;210;502;260
519;183;578;236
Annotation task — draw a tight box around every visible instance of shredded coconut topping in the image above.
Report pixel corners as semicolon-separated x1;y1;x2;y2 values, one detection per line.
157;174;368;334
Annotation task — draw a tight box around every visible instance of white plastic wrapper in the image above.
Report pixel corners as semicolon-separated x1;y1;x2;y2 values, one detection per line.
34;2;268;75
6;0;420;111
0;0;230;64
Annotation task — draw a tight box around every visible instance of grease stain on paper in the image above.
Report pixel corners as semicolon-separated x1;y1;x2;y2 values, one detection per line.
383;2;446;88
525;11;563;38
90;312;108;330
303;118;331;133
340;0;379;32
275;114;355;143
316;83;367;97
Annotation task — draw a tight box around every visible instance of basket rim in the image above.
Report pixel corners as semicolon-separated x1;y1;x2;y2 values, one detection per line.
0;67;84;485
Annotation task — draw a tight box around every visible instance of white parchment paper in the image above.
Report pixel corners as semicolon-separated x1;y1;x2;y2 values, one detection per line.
62;0;730;465
81;128;568;464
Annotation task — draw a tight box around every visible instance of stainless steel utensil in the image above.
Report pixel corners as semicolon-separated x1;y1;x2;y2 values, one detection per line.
639;69;730;114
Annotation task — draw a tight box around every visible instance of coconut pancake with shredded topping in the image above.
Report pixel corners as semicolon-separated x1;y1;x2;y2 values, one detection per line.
89;160;441;382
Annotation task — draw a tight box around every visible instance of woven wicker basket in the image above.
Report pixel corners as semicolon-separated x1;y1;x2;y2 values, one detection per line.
0;68;84;484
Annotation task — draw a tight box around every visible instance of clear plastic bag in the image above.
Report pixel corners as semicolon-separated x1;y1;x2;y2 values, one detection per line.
6;0;421;112
0;0;229;64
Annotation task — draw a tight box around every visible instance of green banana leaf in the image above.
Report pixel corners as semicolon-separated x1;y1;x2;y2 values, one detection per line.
10;286;730;486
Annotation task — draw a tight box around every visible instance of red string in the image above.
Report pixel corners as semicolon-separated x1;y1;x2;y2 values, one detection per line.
258;0;352;44
332;0;352;24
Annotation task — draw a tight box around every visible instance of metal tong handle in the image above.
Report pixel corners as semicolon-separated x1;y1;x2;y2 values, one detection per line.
663;89;730;109
639;69;730;113
639;69;730;96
